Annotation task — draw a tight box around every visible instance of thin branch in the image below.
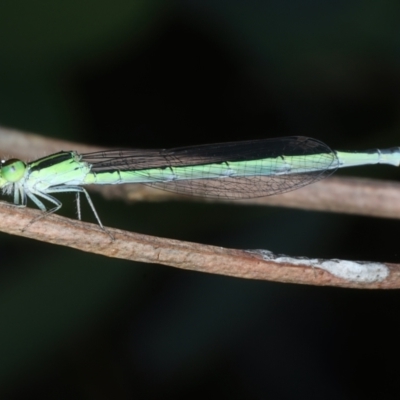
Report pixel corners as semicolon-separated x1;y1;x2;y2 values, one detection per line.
1;202;399;289
94;176;400;220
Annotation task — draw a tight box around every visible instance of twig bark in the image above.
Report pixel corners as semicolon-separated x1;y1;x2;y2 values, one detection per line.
1;202;399;288
1;125;400;289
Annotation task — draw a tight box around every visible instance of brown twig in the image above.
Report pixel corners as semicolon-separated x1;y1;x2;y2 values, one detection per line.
1;202;399;289
1;125;400;289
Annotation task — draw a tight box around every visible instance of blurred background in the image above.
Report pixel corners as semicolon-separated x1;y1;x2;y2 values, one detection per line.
0;1;400;398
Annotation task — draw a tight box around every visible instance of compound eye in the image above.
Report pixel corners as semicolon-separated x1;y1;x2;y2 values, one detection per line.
1;159;26;182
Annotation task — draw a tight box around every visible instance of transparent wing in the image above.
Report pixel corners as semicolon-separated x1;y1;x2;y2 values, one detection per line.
83;136;338;199
145;171;334;199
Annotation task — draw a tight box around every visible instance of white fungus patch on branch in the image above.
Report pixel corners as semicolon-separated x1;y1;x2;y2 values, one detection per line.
248;249;389;283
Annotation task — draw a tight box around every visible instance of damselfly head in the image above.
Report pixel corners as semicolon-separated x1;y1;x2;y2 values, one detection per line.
0;159;26;183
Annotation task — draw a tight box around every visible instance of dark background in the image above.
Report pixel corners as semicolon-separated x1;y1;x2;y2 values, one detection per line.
0;1;400;398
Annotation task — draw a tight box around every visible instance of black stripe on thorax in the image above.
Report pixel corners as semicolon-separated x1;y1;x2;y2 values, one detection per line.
29;151;74;172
